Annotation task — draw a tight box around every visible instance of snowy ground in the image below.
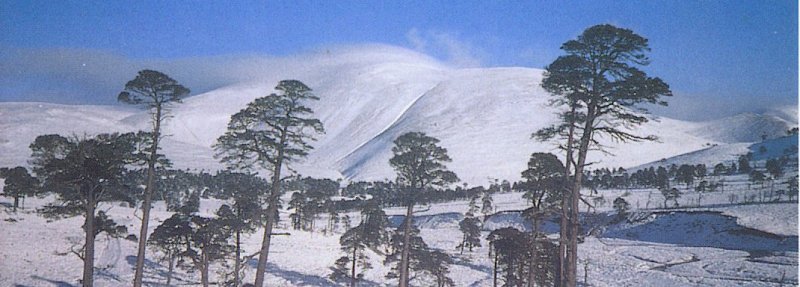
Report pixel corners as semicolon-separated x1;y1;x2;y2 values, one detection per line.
1;171;797;287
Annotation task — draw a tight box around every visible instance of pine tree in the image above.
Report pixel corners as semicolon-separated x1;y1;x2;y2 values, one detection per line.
785;175;798;201
660;188;680;208
186;214;234;287
535;24;672;286
518;152;564;285
613;197;630;216
456;197;482;253
386;220;453;286
30;133;142;287
214;80;324;287
655;166;670;189
738;154;752;174
215;191;262;287
713;163;727;176
481;186;495;220
388;132;458;287
487;227;528;287
359;200;391;249
289;191;308;230
419;250;455;287
332;224;373;286
676;164;695;189
119;70;190;287
0;166;39;212
331;199;390;287
149;212;193;286
750;170;767;201
766;159;784;199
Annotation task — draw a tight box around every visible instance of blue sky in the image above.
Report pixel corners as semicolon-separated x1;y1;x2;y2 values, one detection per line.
0;1;796;120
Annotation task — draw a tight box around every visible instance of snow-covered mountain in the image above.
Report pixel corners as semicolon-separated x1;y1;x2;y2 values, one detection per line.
688;112;794;143
0;45;796;184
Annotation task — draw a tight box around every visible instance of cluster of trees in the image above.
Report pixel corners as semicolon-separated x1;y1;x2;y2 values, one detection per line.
287;177;340;232
327;132;460;287
0;73;326;287
455;152;567;287
585;160;747;191
582;151;797;209
147;170;266;287
333;178;510;212
488;227;558;287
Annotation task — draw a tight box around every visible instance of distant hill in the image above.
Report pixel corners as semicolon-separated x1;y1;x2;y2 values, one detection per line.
1;45;796;184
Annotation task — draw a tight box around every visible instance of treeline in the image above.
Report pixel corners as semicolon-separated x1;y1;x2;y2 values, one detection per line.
583;152;794;191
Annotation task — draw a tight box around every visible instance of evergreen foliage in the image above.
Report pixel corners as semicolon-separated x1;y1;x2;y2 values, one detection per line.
119;70;190;287
456;196;482;253
214;79;324;287
386;219;454;287
185;214;234;287
535;24;672;286
148;212;193;286
388;132;458;287
612;197;630;216
29;133;142;287
0;166;39;212
488;227;557;287
660;188;680;208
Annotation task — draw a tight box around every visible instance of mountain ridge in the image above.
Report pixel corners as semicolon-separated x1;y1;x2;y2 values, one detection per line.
0;46;795;184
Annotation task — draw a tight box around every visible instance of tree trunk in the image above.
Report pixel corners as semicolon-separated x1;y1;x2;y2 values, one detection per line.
234;229;241;287
528;217;540;287
201;255;210;287
558;190;569;287
558;104;577;287
399;202;414;287
167;255;175;286
83;198;96;287
565;105;597;287
460;233;466;254
12;195;19;212
254;198;278;287
493;251;498;287
134;105;162;287
254;137;286;287
350;244;357;287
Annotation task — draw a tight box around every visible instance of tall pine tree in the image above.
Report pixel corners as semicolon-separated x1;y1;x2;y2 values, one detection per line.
388;132;458;287
214;80;324;287
535;24;671;286
119;70;190;287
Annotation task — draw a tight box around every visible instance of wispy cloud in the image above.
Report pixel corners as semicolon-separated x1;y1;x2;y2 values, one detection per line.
404;28;484;68
0;47;289;104
0;44;445;105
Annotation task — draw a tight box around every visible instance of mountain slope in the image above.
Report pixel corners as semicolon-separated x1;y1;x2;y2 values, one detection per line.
688;112;794;143
1;45;792;184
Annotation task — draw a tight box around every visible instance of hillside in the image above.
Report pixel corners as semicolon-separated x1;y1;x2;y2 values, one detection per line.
0;45;796;184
